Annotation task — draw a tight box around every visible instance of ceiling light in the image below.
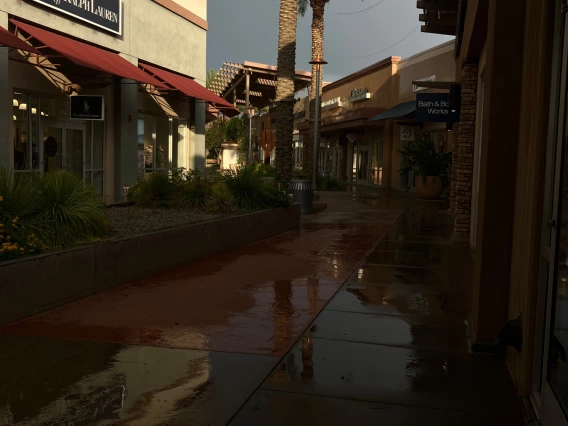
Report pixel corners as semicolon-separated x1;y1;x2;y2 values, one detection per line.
19;103;27;111
41;112;44;116
13;115;16;121
13;99;18;107
31;108;37;114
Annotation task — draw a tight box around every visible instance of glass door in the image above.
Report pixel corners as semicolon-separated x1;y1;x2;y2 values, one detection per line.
540;4;568;424
41;120;86;181
357;145;369;184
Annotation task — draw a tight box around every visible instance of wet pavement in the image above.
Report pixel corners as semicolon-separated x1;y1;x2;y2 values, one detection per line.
0;191;525;425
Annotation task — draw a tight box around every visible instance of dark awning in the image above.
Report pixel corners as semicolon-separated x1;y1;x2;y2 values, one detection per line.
140;63;240;117
367;101;416;121
10;20;167;88
0;26;42;55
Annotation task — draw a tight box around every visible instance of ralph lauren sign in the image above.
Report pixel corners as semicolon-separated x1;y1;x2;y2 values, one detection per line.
32;0;122;35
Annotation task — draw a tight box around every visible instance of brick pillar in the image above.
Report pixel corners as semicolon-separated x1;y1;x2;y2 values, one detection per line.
449;123;460;212
454;61;478;239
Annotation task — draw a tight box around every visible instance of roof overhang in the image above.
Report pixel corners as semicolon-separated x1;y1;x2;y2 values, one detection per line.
209;61;313;109
417;0;459;36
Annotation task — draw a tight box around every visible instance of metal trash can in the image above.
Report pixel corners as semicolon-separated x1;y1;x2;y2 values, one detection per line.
288;180;314;215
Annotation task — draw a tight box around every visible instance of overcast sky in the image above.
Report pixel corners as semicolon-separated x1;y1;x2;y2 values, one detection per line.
206;0;453;83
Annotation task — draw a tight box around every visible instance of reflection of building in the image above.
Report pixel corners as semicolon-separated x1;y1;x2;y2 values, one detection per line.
300;41;455;189
1;1;237;203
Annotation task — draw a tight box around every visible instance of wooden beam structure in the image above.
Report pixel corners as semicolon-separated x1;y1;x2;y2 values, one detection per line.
419;13;457;25
416;0;459;12
421;24;457;36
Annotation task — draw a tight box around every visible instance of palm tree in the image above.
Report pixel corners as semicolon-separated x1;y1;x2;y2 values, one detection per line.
206;68;217;89
274;0;299;181
298;0;330;180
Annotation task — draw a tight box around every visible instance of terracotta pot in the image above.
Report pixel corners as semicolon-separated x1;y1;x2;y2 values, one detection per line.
415;176;444;200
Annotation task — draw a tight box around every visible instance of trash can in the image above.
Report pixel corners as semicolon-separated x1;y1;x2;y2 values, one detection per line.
288;180;314;215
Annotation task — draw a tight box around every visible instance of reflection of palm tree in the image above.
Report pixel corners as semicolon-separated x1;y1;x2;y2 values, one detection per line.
273;280;294;354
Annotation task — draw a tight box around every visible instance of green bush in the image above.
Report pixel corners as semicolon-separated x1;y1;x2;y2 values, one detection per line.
206;182;238;214
178;179;211;208
35;171;107;248
128;173;174;209
0;168;41;218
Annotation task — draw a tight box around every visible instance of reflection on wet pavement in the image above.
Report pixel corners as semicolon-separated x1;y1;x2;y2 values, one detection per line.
0;334;276;426
230;190;524;426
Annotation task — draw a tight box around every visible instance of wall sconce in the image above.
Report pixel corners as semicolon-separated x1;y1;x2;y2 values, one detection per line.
13;99;19;107
13;115;16;121
41;112;45;116
19;103;27;111
31;108;37;115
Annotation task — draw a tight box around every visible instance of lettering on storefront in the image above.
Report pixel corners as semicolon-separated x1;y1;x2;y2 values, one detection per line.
349;88;370;103
415;93;460;123
413;76;436;92
294;111;306;120
321;97;342;110
32;0;122;35
70;95;104;120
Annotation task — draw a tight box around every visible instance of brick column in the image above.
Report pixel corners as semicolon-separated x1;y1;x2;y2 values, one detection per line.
454;61;478;239
449;123;460;212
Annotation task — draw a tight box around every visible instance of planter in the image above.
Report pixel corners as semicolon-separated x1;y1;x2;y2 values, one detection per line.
0;205;300;325
288;180;314;215
415;176;444;200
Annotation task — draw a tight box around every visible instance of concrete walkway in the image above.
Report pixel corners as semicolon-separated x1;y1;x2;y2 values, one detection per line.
0;191;524;425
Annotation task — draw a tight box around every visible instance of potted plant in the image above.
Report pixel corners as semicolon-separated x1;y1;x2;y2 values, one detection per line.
398;135;452;200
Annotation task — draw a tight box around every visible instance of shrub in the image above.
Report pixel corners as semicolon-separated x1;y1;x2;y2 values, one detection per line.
128;173;174;209
0;167;41;219
34;171;107;248
178;179;211;208
206;182;238;215
0;213;45;261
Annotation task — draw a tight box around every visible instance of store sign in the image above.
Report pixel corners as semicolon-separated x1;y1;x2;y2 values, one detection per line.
415;93;460;123
413;75;436;92
349;88;370;103
32;0;122;35
321;97;342;110
70;95;104;120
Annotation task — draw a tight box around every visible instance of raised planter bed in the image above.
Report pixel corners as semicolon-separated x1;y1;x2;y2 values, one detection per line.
0;204;300;325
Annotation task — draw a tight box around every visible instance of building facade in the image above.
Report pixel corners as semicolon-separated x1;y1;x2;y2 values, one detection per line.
418;0;568;424
302;41;456;189
0;0;229;203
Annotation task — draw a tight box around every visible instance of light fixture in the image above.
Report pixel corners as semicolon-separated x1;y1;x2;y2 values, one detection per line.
41;112;45;116
13;115;16;121
446;122;453;132
13;99;18;107
19;103;27;111
449;84;461;113
45;113;49;117
31;108;37;115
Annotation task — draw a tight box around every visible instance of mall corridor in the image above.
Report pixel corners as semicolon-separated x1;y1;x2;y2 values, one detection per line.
0;192;524;425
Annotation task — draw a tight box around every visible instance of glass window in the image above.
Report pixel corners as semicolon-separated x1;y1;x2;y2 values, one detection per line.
155;117;170;171
13;92;29;170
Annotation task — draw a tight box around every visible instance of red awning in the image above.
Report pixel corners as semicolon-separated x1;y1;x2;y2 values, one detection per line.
139;62;240;117
10;20;166;88
0;26;41;55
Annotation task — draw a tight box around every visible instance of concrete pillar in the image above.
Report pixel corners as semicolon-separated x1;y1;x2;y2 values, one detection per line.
190;98;206;173
113;77;138;202
0;13;12;170
470;0;526;350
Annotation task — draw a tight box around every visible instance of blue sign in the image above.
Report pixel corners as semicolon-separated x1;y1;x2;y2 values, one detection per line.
32;0;122;35
415;93;460;123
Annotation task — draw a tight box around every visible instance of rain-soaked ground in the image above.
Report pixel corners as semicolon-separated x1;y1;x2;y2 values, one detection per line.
0;190;524;425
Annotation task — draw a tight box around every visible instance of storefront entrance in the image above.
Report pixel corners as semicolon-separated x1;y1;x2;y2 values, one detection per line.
41;119;86;180
356;145;369;184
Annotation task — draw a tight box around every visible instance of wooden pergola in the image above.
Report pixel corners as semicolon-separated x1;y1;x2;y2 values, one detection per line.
209;61;313;111
417;0;460;36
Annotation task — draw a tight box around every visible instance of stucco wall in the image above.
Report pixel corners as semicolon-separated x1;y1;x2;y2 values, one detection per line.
0;0;206;80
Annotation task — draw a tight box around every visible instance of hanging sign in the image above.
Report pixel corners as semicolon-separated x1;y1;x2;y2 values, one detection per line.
70;95;104;120
413;76;436;92
31;0;122;35
349;88;370;103
415;93;460;123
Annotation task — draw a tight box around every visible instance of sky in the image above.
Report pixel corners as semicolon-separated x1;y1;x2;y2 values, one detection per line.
206;0;454;84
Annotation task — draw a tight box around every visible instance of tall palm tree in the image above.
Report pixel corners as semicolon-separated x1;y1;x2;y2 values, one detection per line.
298;0;330;180
274;0;299;180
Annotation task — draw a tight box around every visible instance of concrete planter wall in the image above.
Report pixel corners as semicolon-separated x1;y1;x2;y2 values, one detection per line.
0;204;300;325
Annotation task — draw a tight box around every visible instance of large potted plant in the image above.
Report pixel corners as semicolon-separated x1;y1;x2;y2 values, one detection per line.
398;135;452;200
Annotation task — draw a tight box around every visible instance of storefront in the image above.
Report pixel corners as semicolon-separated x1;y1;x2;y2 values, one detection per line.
1;0;236;203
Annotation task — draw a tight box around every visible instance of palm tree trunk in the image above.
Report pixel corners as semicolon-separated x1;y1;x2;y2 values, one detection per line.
274;0;298;181
303;0;326;181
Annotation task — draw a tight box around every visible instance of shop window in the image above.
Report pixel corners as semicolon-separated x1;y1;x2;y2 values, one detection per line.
86;120;105;196
138;113;189;180
12;92;40;171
